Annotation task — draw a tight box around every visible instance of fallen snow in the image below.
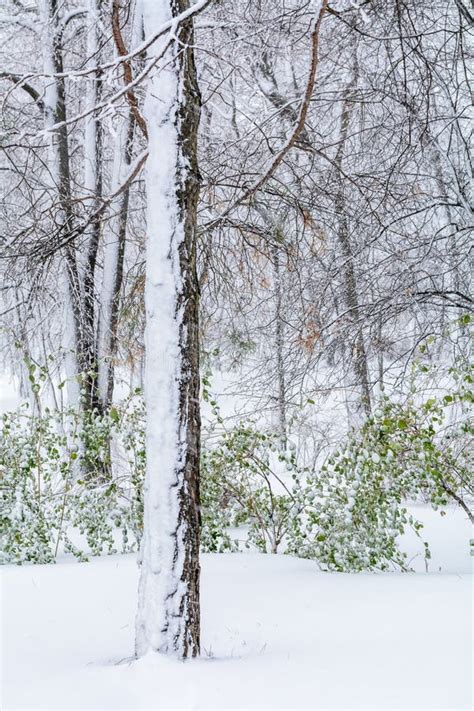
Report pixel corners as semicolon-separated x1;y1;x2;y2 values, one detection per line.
2;506;472;710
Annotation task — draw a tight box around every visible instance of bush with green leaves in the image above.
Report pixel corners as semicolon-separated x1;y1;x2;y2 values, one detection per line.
0;394;145;564
1;406;71;563
201;420;429;570
201;338;472;570
287;349;473;571
201;424;305;554
288;436;427;572
2;326;471;569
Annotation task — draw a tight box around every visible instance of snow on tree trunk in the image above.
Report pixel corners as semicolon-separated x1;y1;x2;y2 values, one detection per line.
81;0;104;415
135;0;202;659
96;114;132;408
38;0;81;412
97;0;143;408
271;241;288;451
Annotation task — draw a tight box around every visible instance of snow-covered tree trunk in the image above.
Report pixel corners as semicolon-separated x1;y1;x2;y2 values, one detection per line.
96;114;133;408
271;241;288;451
39;0;82;413
97;0;143;408
135;0;202;659
81;0;104;414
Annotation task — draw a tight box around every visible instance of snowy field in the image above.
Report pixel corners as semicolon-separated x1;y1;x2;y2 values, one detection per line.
2;506;472;710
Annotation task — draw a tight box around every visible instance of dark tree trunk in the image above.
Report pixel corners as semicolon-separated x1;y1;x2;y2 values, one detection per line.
174;0;202;655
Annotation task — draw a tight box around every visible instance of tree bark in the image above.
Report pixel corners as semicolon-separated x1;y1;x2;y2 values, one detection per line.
97;113;135;409
333;65;372;421
97;0;144;408
40;0;103;415
82;0;104;414
39;0;81;411
271;241;288;450
135;0;201;659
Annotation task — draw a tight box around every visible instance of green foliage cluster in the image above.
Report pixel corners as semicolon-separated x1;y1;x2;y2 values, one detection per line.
201;344;473;571
201;425;303;554
2;332;472;569
0;394;145;564
201;419;428;570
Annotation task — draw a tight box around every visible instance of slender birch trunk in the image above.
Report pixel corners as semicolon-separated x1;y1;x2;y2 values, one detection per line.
271;241;288;450
253;205;288;449
136;0;201;659
39;0;82;412
96;114;134;408
97;0;143;408
45;0;103;417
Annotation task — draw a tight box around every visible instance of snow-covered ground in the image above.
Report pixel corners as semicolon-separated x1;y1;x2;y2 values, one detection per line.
2;507;472;710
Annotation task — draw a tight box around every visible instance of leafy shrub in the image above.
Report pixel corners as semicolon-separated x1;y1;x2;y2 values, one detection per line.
0;394;145;564
2;333;471;569
288;347;473;571
201;424;305;554
201;420;430;571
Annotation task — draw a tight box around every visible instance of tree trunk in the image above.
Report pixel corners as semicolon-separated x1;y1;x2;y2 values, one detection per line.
82;0;104;414
97;114;135;408
97;0;143;409
39;0;82;411
135;0;201;659
333;67;371;422
253;204;288;449
271;242;288;450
